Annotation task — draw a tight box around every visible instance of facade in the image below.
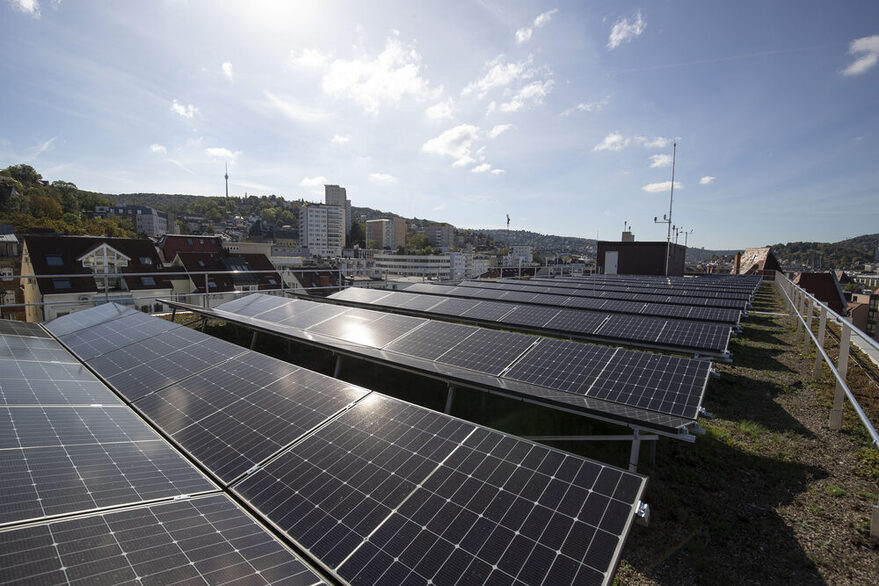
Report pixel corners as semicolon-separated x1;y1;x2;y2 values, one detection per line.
596;241;686;276
510;245;533;265
853;273;879;290
448;252;491;280
733;247;782;278
425;223;455;248
299;204;344;258
850;291;879;341
223;241;272;256
366;218;407;250
324;184;351;238
94;204;169;238
169;252;283;306
0;231;24;320
21;235;172;321
374;254;451;280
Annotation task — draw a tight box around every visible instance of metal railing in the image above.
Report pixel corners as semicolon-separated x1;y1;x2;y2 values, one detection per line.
775;273;879;538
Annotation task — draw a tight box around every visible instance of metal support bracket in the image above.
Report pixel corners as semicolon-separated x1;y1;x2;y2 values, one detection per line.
333;354;343;378
250;331;258;350
634;501;651;527
444;384;456;414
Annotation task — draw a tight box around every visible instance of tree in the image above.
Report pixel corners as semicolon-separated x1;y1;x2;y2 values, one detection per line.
29;194;62;219
1;164;42;186
277;210;296;226
260;207;278;225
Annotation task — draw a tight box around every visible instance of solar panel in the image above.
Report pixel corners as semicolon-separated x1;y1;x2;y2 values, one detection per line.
0;363;121;406
134;352;370;484
384;321;477;361
596;315;668;345
212;293;290;317
0;320;50;338
437;329;536;376
57;312;182;361
0;494;325;585
0;336;79;363
499;305;561;328
431;297;482;317
42;303;139;337
460;300;516;322
544;311;608;335
234;394;646;586
330;287;393;304
308;308;423;348
504;340;619;396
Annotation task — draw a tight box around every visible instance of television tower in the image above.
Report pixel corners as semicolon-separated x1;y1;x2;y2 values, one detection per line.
224;162;229;199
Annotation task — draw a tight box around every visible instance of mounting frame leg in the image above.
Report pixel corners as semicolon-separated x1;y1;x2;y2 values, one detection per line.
250;332;258;350
628;429;642;472
444;384;455;414
333;355;343;378
171;308;177;322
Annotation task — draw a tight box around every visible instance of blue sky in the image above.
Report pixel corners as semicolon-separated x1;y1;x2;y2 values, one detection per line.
1;0;877;249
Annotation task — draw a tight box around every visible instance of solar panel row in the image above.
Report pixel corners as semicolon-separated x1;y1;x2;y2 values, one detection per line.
460;280;749;311
403;282;742;325
327;287;732;355
208;294;713;424
35;305;651;585
503;277;754;302
548;274;762;295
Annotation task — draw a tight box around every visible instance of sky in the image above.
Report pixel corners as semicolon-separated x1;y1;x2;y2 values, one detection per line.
1;0;877;250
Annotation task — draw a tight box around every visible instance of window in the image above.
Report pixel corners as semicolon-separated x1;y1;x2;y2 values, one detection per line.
197;260;205;267
208;281;217;289
141;276;156;287
52;278;72;289
45;254;64;266
139;257;153;265
0;267;12;282
187;238;193;245
268;278;277;286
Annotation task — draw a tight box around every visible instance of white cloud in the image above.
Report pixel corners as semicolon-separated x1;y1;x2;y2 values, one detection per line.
221;62;233;81
516;9;558;44
636;136;671;148
205;147;240;160
649;154;673;168
9;0;39;17
490;168;505;175
498;80;553;112
471;163;492;173
489;124;512;138
149;144;167;154
291;48;328;68
331;134;351;144
607;11;646;49
842;35;879;76
700;176;716;185
299;176;328;187
642;180;683;193
426;99;454;120
369;172;397;183
422;124;480;167
515;28;533;44
170;99;198;119
561;99;608;116
462;55;534;98
320;38;440;113
264;91;330;123
593;132;629;152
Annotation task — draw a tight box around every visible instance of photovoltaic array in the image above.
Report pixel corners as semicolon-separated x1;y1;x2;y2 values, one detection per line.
16;304;651;585
203;293;713;432
326;286;732;357
402;282;743;325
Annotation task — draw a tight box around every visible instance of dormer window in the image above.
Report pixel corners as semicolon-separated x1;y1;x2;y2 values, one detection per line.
53;278;72;289
141;276;157;287
197;260;205;268
46;254;63;266
139;257;153;265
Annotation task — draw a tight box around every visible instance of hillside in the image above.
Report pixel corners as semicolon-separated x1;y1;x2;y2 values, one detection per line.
769;235;879;268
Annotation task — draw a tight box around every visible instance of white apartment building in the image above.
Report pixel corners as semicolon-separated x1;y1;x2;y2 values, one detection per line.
374;254;451;280
511;245;533;265
299;204;344;258
449;252;491;280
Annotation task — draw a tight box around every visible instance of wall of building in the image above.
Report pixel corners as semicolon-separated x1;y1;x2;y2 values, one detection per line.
595;241;686;276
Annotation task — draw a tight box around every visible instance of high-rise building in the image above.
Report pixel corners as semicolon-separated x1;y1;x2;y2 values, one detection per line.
324;184;351;240
366;218;407;249
299;204;344;258
425;223;455;248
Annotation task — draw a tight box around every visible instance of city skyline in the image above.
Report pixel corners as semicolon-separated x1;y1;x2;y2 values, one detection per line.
1;1;877;249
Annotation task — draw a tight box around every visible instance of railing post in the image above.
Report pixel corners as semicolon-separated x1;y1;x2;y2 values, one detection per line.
795;290;803;338
803;298;813;353
829;324;850;430
204;273;209;309
813;306;827;379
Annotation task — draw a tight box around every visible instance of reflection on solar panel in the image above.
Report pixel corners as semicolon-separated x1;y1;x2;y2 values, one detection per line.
235;394;646;586
0;495;324;585
204;294;713;433
327;287;731;356
0;320;50;338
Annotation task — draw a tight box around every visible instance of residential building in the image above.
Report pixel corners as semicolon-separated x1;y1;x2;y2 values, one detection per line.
324;184;351;238
366;218;407;250
425;223;455;248
169;252;282;306
374;254;451;280
511;245;533;265
850;290;879;341
93;204;169;238
853;273;879;290
21;235;172;321
0;227;24;320
299;204;344;258
157;234;223;263
223;241;272;256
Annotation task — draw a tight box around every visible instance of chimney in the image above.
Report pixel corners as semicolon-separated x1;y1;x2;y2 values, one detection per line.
733;253;741;274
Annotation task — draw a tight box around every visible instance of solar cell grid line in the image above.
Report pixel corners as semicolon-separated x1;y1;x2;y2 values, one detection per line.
503;341;620;396
0;494;326;585
132;351;370;485
0;336;80;363
233;393;647;586
553;275;761;293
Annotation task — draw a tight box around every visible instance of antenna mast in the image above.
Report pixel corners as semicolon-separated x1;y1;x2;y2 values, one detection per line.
664;142;677;277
